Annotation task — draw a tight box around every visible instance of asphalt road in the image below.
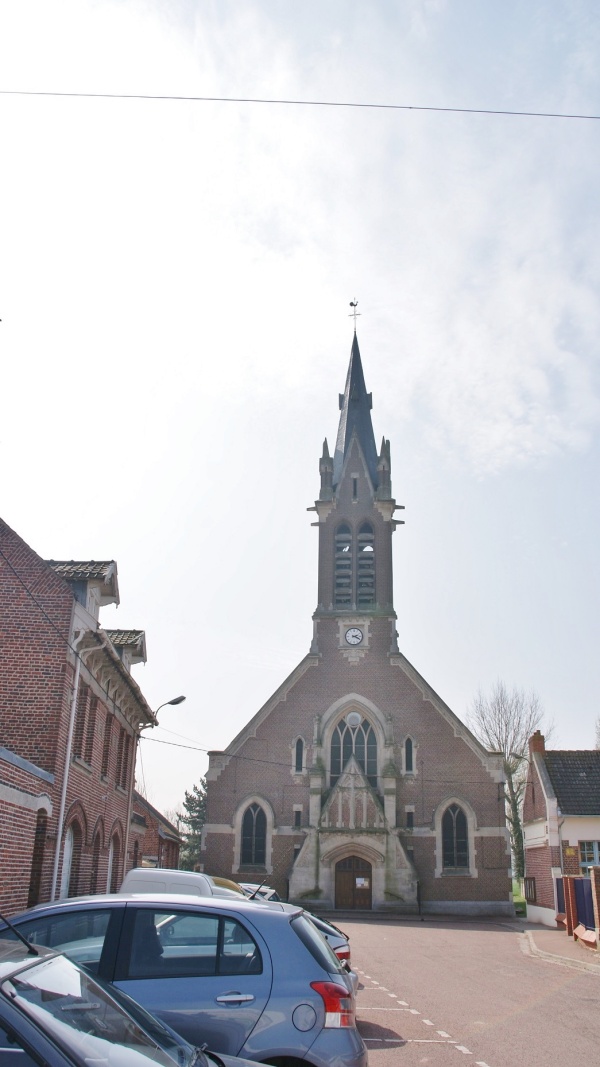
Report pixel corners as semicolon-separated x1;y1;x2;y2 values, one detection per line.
342;916;600;1067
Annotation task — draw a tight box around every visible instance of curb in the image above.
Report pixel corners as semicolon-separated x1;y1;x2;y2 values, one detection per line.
522;929;600;975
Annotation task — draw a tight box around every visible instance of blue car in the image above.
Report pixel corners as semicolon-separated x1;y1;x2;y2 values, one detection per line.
0;938;259;1067
1;894;367;1067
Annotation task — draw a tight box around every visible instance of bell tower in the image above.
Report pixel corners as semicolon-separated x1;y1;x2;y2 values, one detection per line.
309;333;404;659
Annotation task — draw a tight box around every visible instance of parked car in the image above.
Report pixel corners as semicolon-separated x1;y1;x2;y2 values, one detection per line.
1;895;367;1067
0;937;259;1067
238;883;281;902
207;876;248;897
119;869;242;900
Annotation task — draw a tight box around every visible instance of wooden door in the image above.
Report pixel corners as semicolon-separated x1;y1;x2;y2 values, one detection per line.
335;856;372;909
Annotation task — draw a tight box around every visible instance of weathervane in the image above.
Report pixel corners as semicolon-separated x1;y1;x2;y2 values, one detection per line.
348;299;361;331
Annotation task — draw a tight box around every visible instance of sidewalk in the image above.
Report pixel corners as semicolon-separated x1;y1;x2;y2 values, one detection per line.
517;920;600;975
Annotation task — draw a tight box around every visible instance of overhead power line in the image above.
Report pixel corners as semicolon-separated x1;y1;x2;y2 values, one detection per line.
0;88;598;120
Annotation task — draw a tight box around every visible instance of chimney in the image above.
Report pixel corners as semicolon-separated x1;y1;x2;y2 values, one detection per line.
528;730;545;756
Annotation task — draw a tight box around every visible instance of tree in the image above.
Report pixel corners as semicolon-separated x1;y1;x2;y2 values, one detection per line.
469;681;550;881
177;779;207;871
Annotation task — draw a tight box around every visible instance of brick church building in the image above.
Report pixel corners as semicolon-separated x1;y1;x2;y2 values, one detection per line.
202;334;513;915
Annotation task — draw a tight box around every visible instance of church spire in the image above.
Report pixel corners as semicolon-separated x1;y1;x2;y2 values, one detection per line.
333;333;379;490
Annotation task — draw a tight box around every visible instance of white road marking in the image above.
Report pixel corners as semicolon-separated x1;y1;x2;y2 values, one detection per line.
409;1008;421;1014
422;1019;434;1025
363;1038;459;1045
387;993;397;998
475;1062;492;1066
455;1046;472;1054
437;1030;452;1038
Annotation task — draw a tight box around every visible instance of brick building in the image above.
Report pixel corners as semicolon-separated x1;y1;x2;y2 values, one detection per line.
130;791;181;870
0;520;157;914
523;730;600;926
202;334;512;915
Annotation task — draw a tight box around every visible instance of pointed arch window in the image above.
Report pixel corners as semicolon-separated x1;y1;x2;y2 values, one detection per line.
27;809;48;907
241;803;267;866
357;523;375;608
334;524;353;607
442;804;469;869
90;830;102;894
107;831;121;893
60;822;83;899
405;737;414;774
330;715;377;787
294;738;304;773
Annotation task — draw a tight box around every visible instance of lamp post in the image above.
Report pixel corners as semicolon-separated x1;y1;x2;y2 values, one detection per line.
156;695;186;715
124;695;187;877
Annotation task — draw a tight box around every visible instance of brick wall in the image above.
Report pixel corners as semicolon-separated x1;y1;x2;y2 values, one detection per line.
0;520;147;914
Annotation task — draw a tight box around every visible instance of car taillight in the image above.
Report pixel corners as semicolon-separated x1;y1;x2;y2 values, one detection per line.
310;981;355;1028
334;944;351;962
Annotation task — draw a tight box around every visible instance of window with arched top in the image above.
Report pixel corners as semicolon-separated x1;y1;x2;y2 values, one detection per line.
241;803;267;866
60;822;83;899
27;809;48;907
404;737;414;774
106;831;122;893
330;715;377;787
294;738;304;773
334;524;353;607
357;523;375;608
442;804;469;869
90;830;102;894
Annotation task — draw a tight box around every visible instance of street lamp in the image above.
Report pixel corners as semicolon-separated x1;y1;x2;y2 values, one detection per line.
124;694;187;873
156;695;186;714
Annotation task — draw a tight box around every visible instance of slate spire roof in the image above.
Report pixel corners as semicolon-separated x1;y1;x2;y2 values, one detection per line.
333;333;379;490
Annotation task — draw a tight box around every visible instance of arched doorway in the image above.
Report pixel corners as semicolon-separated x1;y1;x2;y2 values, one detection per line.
335;856;372;910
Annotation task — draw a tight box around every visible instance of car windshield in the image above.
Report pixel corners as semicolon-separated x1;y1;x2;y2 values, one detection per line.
2;954;180;1067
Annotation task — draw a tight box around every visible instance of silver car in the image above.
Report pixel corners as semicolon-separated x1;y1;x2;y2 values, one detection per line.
0;937;258;1067
2;894;367;1067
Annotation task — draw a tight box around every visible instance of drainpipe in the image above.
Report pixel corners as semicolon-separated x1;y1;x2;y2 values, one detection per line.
122;732;139;882
50;648;82;900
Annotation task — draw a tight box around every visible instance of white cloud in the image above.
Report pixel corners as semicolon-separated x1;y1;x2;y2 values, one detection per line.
0;0;598;808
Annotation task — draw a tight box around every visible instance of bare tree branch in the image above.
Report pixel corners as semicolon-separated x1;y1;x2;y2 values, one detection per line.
468;680;552;879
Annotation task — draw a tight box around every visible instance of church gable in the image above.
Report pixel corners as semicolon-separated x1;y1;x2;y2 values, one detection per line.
202;329;512;916
321;756;385;831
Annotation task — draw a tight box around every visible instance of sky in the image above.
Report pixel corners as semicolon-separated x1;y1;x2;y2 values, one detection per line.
1;1;599;817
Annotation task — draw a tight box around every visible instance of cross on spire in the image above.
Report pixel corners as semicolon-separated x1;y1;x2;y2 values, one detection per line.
348;299;361;332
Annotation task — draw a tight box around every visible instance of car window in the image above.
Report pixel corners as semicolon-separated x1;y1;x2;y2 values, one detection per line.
3;955;177;1067
0;1020;42;1067
127;910;262;979
4;911;112;974
291;914;345;974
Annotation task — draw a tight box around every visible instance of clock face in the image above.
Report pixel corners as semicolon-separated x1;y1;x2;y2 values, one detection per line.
345;627;363;646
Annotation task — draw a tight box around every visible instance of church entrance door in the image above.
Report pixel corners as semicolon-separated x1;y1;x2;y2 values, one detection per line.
335;856;372;909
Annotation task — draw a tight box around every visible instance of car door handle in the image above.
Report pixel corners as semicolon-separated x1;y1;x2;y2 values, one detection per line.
215;993;255;1004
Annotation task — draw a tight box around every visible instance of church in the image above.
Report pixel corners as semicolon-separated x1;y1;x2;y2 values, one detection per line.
202;332;513;915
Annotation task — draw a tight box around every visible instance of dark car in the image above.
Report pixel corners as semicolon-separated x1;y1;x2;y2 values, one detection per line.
2;895;367;1067
0;938;259;1067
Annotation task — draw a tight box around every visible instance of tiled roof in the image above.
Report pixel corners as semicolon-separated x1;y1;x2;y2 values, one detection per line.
543;751;600;815
106;630;145;647
46;561;116;581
